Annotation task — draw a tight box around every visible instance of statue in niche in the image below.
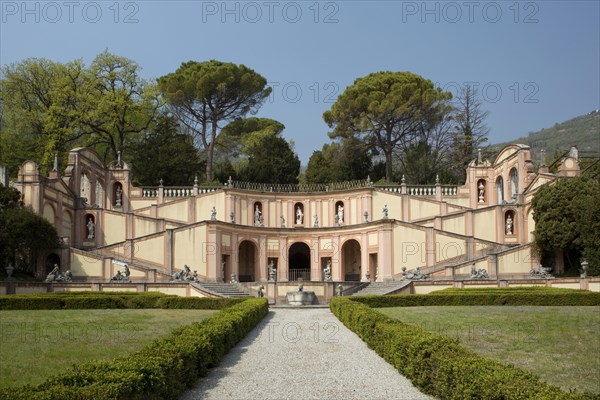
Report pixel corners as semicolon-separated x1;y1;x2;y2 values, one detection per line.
323;260;332;281
337;205;344;225
280;215;286;228
505;214;513;235
254;205;262;226
383;205;388;219
478;182;485;203
313;214;319;228
211;207;217;221
115;185;122;207
296;206;303;224
86;217;95;240
268;260;277;282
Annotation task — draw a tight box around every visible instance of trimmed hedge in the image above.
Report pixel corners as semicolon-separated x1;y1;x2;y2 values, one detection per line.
156;296;247;310
330;297;598;400
0;298;269;400
0;292;170;310
352;290;600;308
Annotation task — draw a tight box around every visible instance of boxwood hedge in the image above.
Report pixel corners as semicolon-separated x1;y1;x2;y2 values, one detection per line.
0;298;269;400
330;297;599;400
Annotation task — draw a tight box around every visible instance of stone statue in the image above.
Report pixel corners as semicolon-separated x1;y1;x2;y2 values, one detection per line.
336;284;343;296
478;182;485;203
530;265;553;278
254;205;262;226
268;260;277;281
257;285;265;298
313;214;319;228
335;214;340;226
115;185;122;207
402;266;429;281
259;215;264;227
505;214;513;235
364;211;369;223
280;215;286;228
580;260;589;279
230;273;238;284
86;217;95;240
211;207;217;221
365;270;371;280
298;284;304;292
111;264;131;281
337;205;344;225
45;264;72;282
469;264;489;280
296;206;303;224
383;205;388;219
230;211;235;224
171;265;198;282
323;260;332;281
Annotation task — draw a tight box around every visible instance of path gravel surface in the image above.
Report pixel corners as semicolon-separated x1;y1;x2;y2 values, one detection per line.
180;308;431;400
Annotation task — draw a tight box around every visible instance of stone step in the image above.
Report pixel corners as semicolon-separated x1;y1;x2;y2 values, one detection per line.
351;281;412;296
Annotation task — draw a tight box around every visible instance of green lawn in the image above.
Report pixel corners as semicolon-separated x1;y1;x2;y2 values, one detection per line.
0;309;217;388
379;306;600;394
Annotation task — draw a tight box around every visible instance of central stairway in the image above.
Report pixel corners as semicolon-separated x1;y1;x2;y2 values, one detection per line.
351;281;412;296
193;282;252;298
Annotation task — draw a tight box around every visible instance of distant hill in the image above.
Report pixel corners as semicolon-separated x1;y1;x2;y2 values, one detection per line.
492;110;600;162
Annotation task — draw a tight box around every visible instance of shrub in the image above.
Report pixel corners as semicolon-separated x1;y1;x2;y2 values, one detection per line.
330;297;597;399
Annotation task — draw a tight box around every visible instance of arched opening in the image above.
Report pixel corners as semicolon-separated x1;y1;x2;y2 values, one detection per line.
80;172;91;204
342;239;361;281
238;241;257;282
505;210;515;236
112;182;123;207
42;203;56;227
509;168;518;200
496;177;504;204
84;214;95;241
335;200;345;225
62;211;72;243
294;202;304;225
253;201;263;226
477;179;487;203
45;253;61;275
288;242;310;281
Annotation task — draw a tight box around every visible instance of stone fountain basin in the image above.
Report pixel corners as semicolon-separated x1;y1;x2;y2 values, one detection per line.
286;291;318;306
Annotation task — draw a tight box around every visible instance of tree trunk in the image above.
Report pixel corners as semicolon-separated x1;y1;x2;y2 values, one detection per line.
385;148;393;182
205;142;214;182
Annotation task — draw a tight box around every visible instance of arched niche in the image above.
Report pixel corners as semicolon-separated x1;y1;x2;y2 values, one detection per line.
504;210;515;236
477;179;487;203
112;182;123;207
294;202;304;225
253;202;263;226
496;177;504;204
84;214;96;241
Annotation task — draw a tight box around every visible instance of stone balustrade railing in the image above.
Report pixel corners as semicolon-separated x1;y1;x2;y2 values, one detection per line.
138;181;458;198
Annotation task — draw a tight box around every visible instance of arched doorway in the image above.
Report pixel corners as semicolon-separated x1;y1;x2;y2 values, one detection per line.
342;239;361;281
496;177;504;204
238;241;257;282
45;253;61;275
288;242;310;281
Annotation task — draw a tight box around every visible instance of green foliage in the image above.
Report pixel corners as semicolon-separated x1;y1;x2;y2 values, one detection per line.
350;289;600;308
305;138;372;183
0;194;59;273
330;297;595;399
238;134;300;184
158;60;271;181
130;114;203;186
156;296;247;309
0;298;268;400
0;292;167;310
493;110;600;158
532;177;600;275
323;71;452;181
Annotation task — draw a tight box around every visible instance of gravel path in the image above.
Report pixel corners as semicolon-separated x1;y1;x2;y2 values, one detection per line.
180;308;431;400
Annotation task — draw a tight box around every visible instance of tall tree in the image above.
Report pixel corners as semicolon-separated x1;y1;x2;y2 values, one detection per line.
305;138;372;183
532;177;600;275
0;58;86;172
78;51;159;161
158;60;271;181
239;134;300;184
451;85;490;169
323;71;451;181
129;114;203;186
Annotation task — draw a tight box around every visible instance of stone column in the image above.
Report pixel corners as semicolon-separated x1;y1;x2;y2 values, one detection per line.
332;235;342;281
279;236;288;281
231;232;239;279
425;228;436;268
206;228;219;282
360;232;369;282
310;237;320;281
258;235;267;281
378;225;393;281
164;229;173;275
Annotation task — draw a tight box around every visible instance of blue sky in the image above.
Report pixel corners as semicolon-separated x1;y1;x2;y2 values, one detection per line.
1;0;599;163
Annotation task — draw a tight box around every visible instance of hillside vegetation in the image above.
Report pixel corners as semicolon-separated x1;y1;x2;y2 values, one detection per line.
492;110;599;160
